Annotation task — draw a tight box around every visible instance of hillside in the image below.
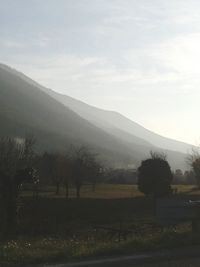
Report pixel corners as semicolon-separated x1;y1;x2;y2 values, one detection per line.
2;64;191;153
0;64;189;170
43;89;194;154
0;64;142;167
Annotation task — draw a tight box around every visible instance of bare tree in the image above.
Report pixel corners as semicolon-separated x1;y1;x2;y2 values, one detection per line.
63;156;73;199
40;153;62;195
56;154;71;197
0;136;36;236
70;146;101;198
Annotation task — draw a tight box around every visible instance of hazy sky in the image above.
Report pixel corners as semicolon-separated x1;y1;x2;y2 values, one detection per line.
1;0;200;145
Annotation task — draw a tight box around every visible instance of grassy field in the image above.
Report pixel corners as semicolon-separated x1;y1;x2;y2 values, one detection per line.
1;184;200;266
22;183;200;199
22;184;144;199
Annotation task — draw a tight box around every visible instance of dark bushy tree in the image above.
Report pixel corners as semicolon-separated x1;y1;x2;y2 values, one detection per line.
191;158;200;187
184;170;196;185
187;150;200;187
138;153;173;198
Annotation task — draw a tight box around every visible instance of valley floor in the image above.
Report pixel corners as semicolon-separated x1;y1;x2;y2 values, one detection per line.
1;184;200;267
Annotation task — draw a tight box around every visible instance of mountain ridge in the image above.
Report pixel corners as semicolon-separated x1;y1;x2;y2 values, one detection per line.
1;63;193;153
42;86;194;154
0;63;190;170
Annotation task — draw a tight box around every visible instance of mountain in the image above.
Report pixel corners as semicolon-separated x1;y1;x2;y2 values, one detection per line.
43;88;194;155
0;64;138;166
42;89;193;171
0;63;190;170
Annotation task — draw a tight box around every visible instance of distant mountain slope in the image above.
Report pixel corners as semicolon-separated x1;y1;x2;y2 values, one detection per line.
0;63;189;170
43;87;194;154
0;64;152;148
45;89;154;147
0;64;144;167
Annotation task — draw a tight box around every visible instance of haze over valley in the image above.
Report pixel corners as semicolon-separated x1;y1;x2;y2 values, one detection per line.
0;63;194;170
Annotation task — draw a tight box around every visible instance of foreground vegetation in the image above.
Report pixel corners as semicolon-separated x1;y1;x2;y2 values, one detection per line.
1;227;198;267
1;184;200;266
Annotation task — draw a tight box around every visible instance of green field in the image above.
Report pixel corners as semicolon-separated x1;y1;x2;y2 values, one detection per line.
1;184;200;266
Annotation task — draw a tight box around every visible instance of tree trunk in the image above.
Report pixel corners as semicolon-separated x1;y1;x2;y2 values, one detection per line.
92;182;96;192
65;182;69;199
33;183;39;199
76;185;81;198
56;182;60;195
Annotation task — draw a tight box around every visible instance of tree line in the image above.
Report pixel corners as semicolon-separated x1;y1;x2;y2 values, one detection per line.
1;136;200;237
0;136;102;236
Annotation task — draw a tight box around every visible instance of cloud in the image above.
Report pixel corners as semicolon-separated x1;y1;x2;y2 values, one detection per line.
0;39;26;49
1;0;200;144
158;33;200;75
